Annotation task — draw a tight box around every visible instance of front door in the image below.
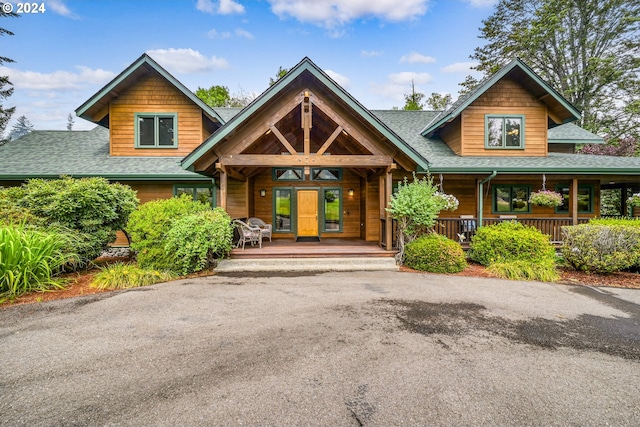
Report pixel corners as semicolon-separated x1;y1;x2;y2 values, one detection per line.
297;189;318;237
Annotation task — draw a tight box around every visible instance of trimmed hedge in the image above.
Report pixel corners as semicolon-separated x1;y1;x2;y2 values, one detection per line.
561;223;640;273
469;221;556;266
404;233;467;273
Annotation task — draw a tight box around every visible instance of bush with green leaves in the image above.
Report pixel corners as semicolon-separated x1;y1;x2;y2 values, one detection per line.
387;173;454;263
126;195;210;271
561;223;640;273
1;177;138;262
0;225;78;299
404;233;467;273
163;208;233;275
469;221;556;266
91;263;176;290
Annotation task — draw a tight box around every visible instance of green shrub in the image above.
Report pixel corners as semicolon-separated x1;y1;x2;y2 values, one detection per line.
2;177;138;262
91;263;176;290
163;208;233;275
0;225;78;298
469;221;556;266
126;195;210;271
487;260;559;282
404;233;467;273
589;217;640;227
561;224;640;273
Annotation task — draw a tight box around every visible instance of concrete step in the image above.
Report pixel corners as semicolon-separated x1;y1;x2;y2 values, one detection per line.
215;257;399;273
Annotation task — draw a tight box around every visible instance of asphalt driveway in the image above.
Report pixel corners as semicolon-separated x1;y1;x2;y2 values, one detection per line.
1;271;639;426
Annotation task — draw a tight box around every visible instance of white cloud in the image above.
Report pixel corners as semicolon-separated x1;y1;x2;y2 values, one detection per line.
47;0;79;18
400;52;436;64
369;71;434;107
0;65;115;90
440;61;479;73
146;48;229;74
388;71;433;85
235;28;254;39
463;0;498;7
207;29;232;39
196;0;245;15
324;69;350;89
268;0;430;28
361;50;383;58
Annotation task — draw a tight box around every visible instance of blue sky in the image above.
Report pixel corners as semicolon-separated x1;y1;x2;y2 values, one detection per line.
2;0;498;131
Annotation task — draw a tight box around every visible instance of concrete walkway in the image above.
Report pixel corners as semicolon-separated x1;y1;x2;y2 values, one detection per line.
215;256;399;272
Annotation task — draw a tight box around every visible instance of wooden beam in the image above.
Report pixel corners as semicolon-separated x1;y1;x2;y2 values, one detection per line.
302;91;312;155
219;154;393;167
317;125;343;155
219;170;228;211
379;175;385;247
270;125;297;155
385;170;393;251
311;95;388;156
572;178;578;225
228;95;303;155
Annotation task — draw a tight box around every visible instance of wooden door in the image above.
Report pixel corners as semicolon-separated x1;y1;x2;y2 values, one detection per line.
297;190;318;237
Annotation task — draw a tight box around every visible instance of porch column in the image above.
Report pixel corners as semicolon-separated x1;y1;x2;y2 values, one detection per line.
571;178;578;225
385;170;393;250
219;169;228;211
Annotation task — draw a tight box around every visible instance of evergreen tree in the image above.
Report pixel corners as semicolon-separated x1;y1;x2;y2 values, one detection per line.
8;115;34;140
425;93;452;111
403;80;424;111
466;0;640;140
66;113;74;131
269;66;289;86
0;5;18;145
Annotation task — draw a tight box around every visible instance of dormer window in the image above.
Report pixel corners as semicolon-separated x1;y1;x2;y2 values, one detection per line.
485;115;524;149
135;113;178;148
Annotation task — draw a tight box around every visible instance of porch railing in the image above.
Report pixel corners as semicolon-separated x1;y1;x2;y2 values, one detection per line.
434;217;590;244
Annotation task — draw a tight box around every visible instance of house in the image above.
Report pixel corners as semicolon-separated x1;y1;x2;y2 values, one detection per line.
2;54;639;249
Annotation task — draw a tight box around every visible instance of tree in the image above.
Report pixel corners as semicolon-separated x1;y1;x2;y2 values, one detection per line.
467;0;640;140
425;93;452;111
195;85;231;108
403;80;424;110
0;5;19;145
269;66;289;86
66;113;74;131
8;115;34;140
458;75;480;97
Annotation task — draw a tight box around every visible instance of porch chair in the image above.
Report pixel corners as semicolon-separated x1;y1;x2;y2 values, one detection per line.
233;219;262;249
248;217;272;242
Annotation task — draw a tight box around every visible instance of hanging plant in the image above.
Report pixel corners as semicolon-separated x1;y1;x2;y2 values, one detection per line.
627;193;640;208
529;174;563;207
529;190;563;207
434;192;459;211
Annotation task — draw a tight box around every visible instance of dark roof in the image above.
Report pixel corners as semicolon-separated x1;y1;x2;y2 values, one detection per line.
548;123;604;144
0;127;209;181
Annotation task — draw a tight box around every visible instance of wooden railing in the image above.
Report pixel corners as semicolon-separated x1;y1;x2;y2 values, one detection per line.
434;217;590;243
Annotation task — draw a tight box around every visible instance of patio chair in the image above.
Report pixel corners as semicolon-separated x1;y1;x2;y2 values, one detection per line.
233;219;262;249
248;217;272;242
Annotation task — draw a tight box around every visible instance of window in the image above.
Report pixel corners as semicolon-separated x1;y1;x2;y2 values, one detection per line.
323;188;341;232
274;188;292;232
493;185;531;213
135;113;177;148
174;185;214;206
273;168;303;181
486;115;524;149
555;185;594;214
311;168;341;181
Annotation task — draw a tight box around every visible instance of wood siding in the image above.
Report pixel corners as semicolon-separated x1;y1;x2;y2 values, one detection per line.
247;168;363;239
109;74;210;157
443;78;548;157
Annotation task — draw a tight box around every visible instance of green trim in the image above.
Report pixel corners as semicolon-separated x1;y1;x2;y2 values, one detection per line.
181;57;430;172
492;184;532;214
173;183;215;207
272;168;304;182
76;54;223;125
134;113;178;148
484;115;525;150
273;187;294;233
548;139;603;144
421;58;581;137
0;174;211;181
311;168;342;181
322;187;343;232
555;184;594;214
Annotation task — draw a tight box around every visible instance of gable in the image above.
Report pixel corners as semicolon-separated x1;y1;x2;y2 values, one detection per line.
182;58;428;178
